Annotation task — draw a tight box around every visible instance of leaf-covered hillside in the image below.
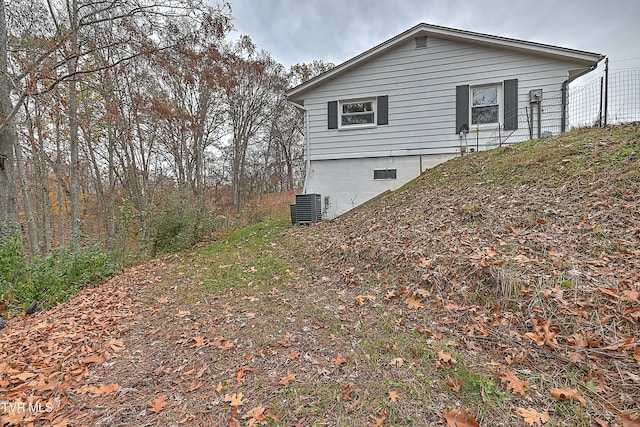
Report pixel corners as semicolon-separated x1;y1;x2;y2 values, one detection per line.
286;123;640;425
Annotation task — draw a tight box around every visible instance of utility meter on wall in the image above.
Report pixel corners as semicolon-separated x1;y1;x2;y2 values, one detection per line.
529;89;543;103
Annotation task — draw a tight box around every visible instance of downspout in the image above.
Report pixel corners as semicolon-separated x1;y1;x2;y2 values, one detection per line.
287;100;310;192
561;57;606;132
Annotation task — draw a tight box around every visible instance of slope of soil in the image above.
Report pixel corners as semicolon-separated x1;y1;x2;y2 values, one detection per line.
285;124;640;425
1;124;639;427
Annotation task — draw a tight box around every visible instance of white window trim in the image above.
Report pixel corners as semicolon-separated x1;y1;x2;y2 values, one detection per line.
470;83;503;128
338;98;377;130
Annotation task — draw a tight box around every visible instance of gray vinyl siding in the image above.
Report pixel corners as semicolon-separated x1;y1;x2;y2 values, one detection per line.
303;36;581;160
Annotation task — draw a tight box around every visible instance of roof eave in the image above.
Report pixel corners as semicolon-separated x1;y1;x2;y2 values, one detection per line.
285;23;604;101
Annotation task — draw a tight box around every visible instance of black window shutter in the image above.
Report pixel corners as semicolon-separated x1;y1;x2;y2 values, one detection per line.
456;85;469;134
503;79;518;130
328;101;338;129
377;95;388;125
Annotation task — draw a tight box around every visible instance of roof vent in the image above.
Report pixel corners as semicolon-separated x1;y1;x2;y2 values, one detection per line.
415;36;428;48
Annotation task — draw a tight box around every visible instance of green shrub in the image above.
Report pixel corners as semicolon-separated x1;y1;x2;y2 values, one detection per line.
29;245;121;306
150;193;212;255
113;198;148;267
0;238;120;310
0;237;30;305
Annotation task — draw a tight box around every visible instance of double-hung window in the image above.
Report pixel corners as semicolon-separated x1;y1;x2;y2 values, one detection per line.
340;99;375;127
328;96;388;129
471;84;500;125
456;80;518;134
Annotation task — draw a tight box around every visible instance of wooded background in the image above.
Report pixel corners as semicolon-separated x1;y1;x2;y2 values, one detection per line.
0;0;333;262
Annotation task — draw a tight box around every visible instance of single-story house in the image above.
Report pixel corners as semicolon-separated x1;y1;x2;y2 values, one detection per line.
285;23;604;219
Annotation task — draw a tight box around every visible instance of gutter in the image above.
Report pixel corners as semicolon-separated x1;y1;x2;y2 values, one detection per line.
287;100;311;192
286;23;604;102
561;56;606;132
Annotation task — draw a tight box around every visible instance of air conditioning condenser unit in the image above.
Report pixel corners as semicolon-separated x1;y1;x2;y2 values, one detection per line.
293;193;321;224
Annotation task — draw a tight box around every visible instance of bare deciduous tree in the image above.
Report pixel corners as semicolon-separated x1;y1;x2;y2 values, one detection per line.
0;0;19;245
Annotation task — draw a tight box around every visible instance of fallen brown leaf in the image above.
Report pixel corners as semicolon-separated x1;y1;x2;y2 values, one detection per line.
437;351;457;366
406;295;424;309
441;408;480;427
148;394;169;413
390;357;404;367
549;387;586;407
279;369;296;386
85;383;120;396
446;375;463;392
516;407;549;426
370;410;389;427
12;372;37;381
224;392;245;407
243;406;266;421
332;353;350;365
191;336;205;347
108;338;125;351
617;413;640;427
236;366;253;382
354;294;375;305
196;364;210;378
80;353;106;365
500;371;530;396
622;289;639;302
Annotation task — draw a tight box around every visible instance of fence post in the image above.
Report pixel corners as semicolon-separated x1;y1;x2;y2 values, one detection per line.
561;81;567;132
604;57;609;127
599;77;603;127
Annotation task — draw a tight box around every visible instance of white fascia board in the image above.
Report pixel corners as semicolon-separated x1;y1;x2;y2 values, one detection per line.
285;23;604;102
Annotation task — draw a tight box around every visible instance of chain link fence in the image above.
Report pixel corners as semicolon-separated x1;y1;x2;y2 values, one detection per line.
569;69;640;128
478;94;565;149
478;68;640;149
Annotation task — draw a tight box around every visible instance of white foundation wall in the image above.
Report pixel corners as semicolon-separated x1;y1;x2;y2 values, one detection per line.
306;153;456;219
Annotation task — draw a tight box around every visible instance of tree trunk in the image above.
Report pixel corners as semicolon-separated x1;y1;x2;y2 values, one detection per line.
68;0;81;245
232;131;248;213
13;135;38;255
54;106;66;246
279;135;295;191
22;100;49;256
194;86;210;200
34;99;52;254
79;113;107;239
107;125;116;249
0;0;19;245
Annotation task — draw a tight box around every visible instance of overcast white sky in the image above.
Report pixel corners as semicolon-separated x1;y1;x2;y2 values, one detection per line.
225;0;640;79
